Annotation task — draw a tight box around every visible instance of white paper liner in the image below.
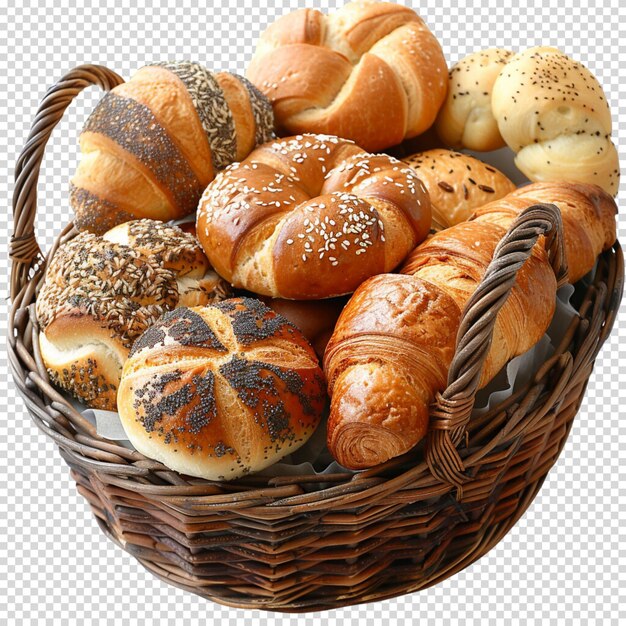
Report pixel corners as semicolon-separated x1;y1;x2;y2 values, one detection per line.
75;281;581;490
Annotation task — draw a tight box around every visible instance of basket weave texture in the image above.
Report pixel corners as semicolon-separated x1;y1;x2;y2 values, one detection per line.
8;66;624;612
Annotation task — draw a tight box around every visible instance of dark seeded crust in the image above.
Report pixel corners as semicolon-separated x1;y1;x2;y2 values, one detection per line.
134;369;219;442
130;307;228;357
213;297;299;345
36;232;179;349
49;358;118;410
118;297;326;480
152;61;238;171
70;184;136;235
234;74;276;146
37;224;231;410
219;355;319;422
125;219;207;275
82;92;203;213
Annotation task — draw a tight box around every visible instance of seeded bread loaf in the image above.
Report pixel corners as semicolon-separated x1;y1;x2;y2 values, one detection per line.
36;220;231;409
71;61;275;233
402;149;516;229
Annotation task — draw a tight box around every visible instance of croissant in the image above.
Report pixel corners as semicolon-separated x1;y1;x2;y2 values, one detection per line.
324;182;617;469
70;61;275;234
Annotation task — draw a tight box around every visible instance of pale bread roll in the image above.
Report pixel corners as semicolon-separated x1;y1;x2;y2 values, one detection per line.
492;46;620;195
436;48;514;151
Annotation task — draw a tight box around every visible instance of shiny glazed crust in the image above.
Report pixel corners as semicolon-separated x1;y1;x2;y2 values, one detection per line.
197;134;431;299
246;1;447;151
324;181;617;469
71;62;275;233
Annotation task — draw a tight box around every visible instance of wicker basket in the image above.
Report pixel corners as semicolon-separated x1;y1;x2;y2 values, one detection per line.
8;66;624;612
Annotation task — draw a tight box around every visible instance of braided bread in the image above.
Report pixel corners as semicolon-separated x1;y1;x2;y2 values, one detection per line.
197;134;431;299
71;61;275;233
246;1;447;151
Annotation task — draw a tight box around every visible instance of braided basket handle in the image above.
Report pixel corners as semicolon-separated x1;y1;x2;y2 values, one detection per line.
425;203;569;497
10;65;124;300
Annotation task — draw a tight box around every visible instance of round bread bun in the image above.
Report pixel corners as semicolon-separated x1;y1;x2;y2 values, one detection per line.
246;1;447;151
436;48;515;152
197;134;431;299
492;46;620;195
36;220;231;409
117;298;327;481
402;149;516;229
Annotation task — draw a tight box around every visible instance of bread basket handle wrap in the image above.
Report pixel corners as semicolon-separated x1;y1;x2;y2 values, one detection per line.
425;203;569;496
10;65;124;300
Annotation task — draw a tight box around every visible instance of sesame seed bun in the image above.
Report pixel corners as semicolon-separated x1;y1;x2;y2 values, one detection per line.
197;134;432;299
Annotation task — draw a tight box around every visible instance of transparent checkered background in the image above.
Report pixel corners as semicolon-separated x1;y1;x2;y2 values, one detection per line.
1;0;624;624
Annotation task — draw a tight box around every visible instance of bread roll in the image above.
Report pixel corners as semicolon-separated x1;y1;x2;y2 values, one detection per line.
492;46;620;195
71;62;275;233
435;48;514;151
36;220;231;409
117;298;326;481
246;1;448;151
324;182;617;469
402;149;516;229
197;134;431;299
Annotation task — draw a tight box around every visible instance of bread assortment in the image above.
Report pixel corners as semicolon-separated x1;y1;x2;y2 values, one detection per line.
36;220;230;409
197;134;431;298
246;1;447;151
324;182;617;468
402;149;515;229
117;298;326;480
36;2;619;479
71;61;275;233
